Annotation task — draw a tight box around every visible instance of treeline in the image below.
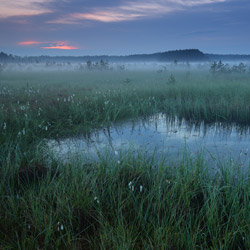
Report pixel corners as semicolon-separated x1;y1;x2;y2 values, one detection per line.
0;49;207;63
1;50;250;63
206;53;250;61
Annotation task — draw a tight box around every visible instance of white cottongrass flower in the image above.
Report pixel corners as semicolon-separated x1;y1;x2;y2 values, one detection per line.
94;197;100;204
140;185;143;193
128;181;134;191
57;222;64;231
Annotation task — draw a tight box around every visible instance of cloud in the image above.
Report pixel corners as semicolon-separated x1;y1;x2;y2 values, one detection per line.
41;41;79;50
18;41;44;45
0;0;53;18
48;0;228;24
18;40;79;50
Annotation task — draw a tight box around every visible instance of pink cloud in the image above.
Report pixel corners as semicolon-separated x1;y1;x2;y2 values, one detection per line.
71;12;144;23
41;41;79;50
18;41;44;45
18;41;79;50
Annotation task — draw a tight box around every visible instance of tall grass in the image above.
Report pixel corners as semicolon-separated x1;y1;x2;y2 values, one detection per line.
1;70;250;144
1;69;250;248
1;150;250;249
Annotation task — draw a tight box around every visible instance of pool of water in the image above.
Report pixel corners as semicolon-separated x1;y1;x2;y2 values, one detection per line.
48;113;250;167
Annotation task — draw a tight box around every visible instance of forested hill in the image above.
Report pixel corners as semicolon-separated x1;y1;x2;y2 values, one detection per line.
0;49;250;63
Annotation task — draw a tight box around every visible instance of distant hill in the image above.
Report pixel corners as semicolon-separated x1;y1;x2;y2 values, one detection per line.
0;49;250;63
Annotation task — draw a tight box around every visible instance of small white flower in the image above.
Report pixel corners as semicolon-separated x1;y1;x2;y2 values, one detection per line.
140;185;143;192
117;160;120;164
57;221;64;231
94;196;100;204
114;150;118;156
128;181;134;191
45;126;48;131
3;122;6;130
22;128;25;135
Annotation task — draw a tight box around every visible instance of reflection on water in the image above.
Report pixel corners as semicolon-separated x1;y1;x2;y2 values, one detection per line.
48;113;250;167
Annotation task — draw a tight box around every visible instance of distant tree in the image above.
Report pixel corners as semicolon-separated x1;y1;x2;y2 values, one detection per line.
210;62;217;73
86;60;92;70
217;60;224;71
100;59;109;70
238;62;247;73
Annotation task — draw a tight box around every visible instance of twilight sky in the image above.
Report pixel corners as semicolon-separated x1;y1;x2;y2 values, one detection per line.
0;0;249;56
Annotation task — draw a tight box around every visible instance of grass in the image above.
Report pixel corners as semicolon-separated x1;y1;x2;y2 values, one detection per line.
2;152;250;249
1;67;250;249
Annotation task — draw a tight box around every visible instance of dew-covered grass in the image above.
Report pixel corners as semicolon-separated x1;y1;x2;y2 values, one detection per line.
1;68;250;249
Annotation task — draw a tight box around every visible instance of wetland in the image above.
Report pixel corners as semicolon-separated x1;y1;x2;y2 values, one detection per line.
1;63;250;249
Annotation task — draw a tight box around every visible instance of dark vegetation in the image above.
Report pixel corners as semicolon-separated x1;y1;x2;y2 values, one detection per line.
210;61;249;74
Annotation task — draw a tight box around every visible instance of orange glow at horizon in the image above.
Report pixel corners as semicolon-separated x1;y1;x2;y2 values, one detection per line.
18;41;79;50
41;45;79;50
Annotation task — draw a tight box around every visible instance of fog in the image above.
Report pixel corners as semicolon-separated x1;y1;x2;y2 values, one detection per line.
0;60;249;75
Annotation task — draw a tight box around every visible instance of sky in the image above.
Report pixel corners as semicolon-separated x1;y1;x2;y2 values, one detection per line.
0;0;249;56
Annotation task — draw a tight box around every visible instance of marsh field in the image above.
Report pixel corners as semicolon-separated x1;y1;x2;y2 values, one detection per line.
2;62;250;249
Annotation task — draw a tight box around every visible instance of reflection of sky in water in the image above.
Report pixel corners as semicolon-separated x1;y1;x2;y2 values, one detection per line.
48;113;250;167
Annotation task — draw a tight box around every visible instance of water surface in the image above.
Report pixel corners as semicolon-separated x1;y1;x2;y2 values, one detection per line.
48;113;250;168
